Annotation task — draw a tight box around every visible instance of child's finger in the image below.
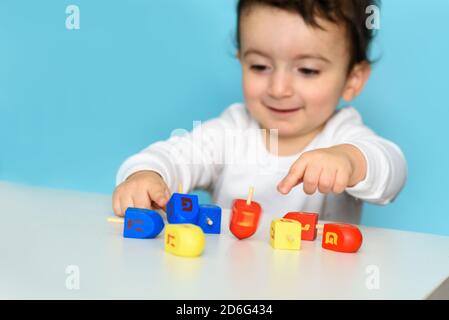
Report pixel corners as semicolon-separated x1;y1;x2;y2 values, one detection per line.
132;193;152;210
120;196;134;217
112;189;121;216
165;188;171;200
333;169;349;194
148;183;170;207
318;167;337;194
302;165;322;195
277;160;307;194
112;195;122;217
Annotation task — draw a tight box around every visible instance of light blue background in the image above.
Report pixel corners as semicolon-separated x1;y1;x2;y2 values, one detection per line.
1;1;448;235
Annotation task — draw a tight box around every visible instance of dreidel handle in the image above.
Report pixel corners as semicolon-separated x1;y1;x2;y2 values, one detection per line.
107;217;124;224
206;217;213;226
246;186;254;205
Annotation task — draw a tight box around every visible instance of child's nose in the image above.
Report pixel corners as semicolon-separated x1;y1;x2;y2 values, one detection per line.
268;71;294;99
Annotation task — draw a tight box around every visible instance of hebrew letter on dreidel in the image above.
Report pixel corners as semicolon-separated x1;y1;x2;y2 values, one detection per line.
167;234;176;247
127;219;144;232
181;197;192;211
325;232;338;245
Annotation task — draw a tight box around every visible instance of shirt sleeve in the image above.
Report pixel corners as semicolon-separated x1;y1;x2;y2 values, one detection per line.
327;107;408;205
115;103;245;194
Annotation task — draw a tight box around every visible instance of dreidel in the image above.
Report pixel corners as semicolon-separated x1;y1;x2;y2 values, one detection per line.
270;218;302;250
282;212;363;253
283;212;319;241
166;183;199;224
321;223;363;253
229;187;262;240
196;204;222;234
164;224;205;257
107;207;165;239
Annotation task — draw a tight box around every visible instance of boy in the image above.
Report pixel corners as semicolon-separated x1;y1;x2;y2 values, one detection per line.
113;0;406;224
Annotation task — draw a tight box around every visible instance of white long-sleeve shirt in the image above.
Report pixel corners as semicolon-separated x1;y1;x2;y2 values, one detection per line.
116;103;407;224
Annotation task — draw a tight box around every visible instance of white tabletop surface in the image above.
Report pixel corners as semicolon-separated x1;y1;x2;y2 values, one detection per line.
1;181;448;300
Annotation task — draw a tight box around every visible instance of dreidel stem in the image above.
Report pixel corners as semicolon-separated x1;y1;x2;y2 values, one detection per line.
246;186;254;205
107;217;124;224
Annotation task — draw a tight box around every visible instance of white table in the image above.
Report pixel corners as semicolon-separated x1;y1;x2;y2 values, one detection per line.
1;181;448;299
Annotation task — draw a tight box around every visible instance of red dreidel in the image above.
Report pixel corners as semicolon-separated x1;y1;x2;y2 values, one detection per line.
230;187;262;240
283;212;319;241
320;223;363;253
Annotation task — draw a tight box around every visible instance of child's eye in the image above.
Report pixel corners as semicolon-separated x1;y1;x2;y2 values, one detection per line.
250;65;269;72
299;68;320;76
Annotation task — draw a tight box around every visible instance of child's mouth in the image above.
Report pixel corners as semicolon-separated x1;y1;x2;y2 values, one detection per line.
266;105;303;114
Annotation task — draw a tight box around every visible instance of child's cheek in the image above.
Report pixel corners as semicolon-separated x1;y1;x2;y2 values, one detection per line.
304;80;341;113
242;73;264;107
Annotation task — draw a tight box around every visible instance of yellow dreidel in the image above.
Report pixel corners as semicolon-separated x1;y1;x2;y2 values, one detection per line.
164;224;205;257
270;218;302;250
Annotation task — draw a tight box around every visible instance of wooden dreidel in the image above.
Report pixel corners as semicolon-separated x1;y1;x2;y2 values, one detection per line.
166;183;199;224
270;218;302;250
230;187;262;240
164;224;205;257
197;204;222;234
107;207;164;239
321;223;363;253
283;212;319;241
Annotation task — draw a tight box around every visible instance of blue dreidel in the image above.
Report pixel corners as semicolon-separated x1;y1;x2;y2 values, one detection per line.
197;204;222;234
123;207;164;239
166;184;199;224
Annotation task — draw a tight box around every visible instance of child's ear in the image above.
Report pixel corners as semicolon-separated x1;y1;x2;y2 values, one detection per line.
236;50;241;61
342;62;371;102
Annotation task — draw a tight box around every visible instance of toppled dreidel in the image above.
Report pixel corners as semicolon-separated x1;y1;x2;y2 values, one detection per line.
321;223;363;253
270;218;302;250
107;207;164;239
197;204;222;234
164;224;205;257
230;186;262;240
283;212;319;241
166;183;199;224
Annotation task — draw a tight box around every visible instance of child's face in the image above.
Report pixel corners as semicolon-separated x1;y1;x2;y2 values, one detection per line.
238;5;369;139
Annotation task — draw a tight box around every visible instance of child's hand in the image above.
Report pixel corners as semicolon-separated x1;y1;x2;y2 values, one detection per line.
112;170;171;217
277;144;366;195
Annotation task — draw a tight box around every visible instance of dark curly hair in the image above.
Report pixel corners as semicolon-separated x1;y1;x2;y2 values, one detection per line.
236;0;380;70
